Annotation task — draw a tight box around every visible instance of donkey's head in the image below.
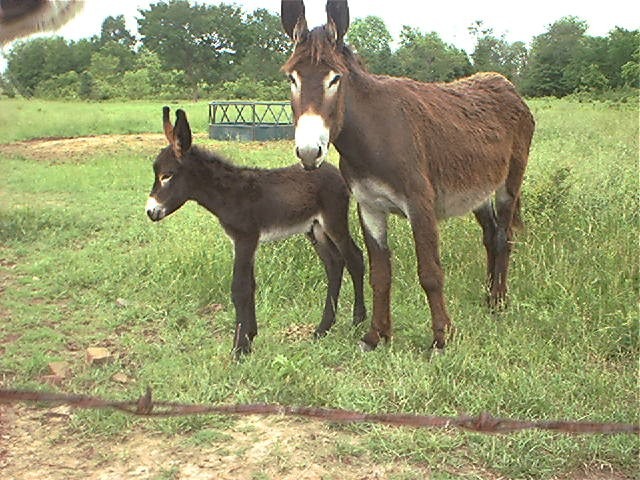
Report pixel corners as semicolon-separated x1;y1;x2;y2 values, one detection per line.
281;0;350;170
146;107;193;221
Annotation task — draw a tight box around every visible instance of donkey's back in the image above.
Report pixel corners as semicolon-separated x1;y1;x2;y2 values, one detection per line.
395;72;534;219
402;72;534;162
233;162;352;242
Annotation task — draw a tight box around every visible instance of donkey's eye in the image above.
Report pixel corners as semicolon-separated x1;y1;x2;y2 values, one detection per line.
159;174;173;185
328;74;342;88
287;74;297;86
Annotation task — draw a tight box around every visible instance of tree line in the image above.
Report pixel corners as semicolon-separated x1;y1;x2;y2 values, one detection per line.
1;0;637;101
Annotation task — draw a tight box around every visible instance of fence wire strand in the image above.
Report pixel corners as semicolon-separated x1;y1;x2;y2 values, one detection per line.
1;388;637;435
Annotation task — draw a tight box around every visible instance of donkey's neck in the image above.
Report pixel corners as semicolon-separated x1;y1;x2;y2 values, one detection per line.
185;147;244;214
334;71;388;159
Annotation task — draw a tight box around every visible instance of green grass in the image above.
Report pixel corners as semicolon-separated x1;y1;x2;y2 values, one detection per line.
0;97;638;478
0;98;210;143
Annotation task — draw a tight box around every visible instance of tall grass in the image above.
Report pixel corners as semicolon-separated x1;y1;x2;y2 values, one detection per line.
0;97;638;478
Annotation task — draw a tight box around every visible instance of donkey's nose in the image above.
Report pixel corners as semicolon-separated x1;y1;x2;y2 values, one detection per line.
296;145;323;169
147;208;162;221
146;197;165;221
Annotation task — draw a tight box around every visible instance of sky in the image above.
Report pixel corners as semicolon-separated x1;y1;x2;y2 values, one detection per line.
1;0;638;71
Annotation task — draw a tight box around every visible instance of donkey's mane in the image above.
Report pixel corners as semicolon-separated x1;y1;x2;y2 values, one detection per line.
191;145;237;170
189;145;295;177
283;26;367;75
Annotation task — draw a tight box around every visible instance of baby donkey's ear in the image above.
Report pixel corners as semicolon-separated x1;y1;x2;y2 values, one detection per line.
162;106;173;143
161;106;191;159
172;109;192;159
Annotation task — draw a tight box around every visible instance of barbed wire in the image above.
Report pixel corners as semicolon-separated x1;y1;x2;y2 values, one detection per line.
1;388;637;435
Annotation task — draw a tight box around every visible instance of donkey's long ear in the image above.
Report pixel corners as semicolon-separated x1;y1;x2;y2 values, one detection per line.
326;0;349;44
172;109;192;158
162;106;173;143
281;0;308;43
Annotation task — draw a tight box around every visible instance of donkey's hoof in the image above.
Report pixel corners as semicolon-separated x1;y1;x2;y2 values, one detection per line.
313;329;328;340
358;340;377;352
429;339;446;358
232;344;252;360
488;294;508;312
352;308;367;326
430;347;446;358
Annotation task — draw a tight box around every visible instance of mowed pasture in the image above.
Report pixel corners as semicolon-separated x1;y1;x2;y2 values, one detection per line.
0;97;638;479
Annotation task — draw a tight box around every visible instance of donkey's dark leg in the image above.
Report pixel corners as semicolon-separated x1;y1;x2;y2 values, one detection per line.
306;223;345;337
489;141;529;308
321;217;366;328
346;237;367;327
231;235;259;356
473;200;498;303
357;204;391;350
407;199;452;352
490;186;520;309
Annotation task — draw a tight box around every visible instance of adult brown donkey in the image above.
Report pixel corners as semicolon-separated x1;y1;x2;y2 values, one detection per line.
147;107;365;355
281;0;535;353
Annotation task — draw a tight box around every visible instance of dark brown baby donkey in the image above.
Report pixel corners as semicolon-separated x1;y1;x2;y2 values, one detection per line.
146;107;366;355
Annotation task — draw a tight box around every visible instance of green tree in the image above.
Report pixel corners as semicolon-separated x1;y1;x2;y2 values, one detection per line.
394;27;472;82
0;73;16;98
233;8;291;85
6;37;75;96
98;40;137;73
521;16;588;96
605;27;640;88
469;21;528;87
138;0;246;98
577;64;610;92
78;72;94;99
68;38;96;74
35;71;81;99
620;41;640;87
100;15;136;48
122;70;153;99
347;16;393;74
87;51;121;99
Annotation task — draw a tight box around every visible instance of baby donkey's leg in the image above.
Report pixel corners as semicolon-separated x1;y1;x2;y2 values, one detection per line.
307;222;344;337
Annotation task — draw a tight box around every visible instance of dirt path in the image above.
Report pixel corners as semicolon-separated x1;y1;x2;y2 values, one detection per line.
0;404;436;480
0;134;170;162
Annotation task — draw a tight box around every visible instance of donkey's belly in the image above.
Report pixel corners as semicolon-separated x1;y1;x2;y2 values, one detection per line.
258;216;319;243
435;187;498;219
350;177;497;220
350;178;407;216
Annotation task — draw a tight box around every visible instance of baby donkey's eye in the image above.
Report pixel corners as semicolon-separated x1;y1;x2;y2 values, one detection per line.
159;173;173;185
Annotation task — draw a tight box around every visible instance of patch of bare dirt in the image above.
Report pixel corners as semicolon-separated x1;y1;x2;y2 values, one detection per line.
0;133;207;163
2;405;630;480
0;134;168;162
0;405;435;480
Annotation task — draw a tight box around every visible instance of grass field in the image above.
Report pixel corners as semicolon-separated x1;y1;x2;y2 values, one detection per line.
0;97;638;479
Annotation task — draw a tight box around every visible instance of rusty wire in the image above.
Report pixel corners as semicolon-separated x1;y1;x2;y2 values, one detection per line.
1;388;637;435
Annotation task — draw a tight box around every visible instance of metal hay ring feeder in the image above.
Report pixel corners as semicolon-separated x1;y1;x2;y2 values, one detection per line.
209;101;294;141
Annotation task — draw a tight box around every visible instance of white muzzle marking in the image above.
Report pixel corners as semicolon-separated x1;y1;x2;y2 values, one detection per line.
146;196;166;220
295;113;330;169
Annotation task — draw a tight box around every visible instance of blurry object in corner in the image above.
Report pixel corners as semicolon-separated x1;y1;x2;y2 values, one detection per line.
0;0;83;45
